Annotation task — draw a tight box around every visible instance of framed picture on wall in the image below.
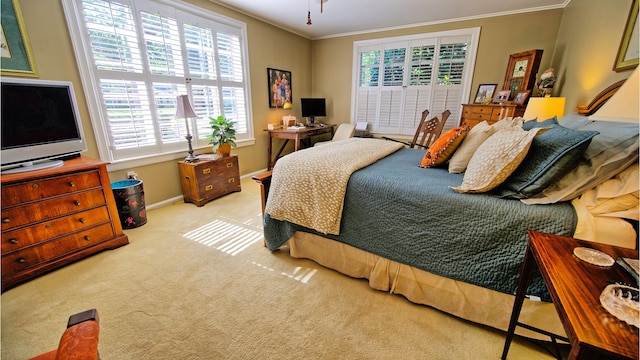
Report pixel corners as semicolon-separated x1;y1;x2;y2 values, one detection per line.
474;84;497;104
0;0;38;77
267;68;292;108
614;0;639;72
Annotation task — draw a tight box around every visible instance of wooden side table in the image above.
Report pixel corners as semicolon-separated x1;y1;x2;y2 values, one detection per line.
502;230;639;360
265;125;336;169
178;155;241;207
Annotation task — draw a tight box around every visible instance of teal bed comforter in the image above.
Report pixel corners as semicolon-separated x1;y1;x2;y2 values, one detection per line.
264;148;577;299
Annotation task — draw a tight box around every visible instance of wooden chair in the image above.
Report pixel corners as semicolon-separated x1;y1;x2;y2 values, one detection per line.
382;109;451;149
30;309;100;360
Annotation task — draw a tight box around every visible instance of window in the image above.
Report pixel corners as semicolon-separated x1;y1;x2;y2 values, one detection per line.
351;28;480;136
62;0;253;167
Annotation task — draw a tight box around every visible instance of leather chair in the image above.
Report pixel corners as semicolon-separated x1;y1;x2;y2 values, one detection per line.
30;309;100;360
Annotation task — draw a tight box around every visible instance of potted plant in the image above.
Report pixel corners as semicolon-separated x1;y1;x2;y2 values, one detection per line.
208;115;237;157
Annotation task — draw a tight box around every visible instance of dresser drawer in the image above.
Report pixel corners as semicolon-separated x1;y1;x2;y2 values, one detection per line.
490;107;515;120
1;223;116;276
1;189;106;231
1;170;102;207
1;206;111;254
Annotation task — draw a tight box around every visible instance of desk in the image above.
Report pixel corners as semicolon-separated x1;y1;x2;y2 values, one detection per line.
502;231;639;360
265;125;335;169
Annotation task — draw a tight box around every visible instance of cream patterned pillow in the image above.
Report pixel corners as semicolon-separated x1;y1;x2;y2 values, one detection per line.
448;121;495;173
451;128;543;193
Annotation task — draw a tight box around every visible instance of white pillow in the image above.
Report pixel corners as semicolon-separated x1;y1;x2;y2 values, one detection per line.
448;121;495;173
451;128;542;193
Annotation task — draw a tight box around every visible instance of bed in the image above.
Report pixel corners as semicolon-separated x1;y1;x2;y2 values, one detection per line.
258;90;639;340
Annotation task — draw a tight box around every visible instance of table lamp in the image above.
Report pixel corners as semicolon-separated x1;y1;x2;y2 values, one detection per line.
175;94;198;162
523;97;566;121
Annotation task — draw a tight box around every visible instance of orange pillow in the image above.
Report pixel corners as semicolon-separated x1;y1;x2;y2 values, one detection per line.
419;126;469;168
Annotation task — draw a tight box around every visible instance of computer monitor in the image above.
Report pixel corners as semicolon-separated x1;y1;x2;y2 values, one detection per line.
301;98;326;124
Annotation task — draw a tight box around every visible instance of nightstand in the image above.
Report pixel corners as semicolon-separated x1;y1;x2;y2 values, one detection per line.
178;155;241;207
502;230;639;360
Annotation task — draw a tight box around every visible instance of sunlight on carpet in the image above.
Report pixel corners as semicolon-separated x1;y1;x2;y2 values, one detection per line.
248;260;318;284
183;218;262;255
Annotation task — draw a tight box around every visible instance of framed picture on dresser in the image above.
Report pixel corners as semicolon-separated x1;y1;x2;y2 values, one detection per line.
512;90;530;105
474;84;497;104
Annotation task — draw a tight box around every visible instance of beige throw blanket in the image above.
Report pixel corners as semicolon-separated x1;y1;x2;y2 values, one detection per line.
265;138;404;235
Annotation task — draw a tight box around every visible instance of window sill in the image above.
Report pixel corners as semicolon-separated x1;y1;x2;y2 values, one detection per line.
105;138;255;172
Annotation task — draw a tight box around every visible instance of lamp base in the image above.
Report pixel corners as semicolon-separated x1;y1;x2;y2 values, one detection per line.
184;154;199;163
184;134;199;163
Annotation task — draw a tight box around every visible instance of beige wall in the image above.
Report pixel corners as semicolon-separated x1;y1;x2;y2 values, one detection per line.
312;9;565;124
553;0;634;111
12;0;636;206
15;0;312;205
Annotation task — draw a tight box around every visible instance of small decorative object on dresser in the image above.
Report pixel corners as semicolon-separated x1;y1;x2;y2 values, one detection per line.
537;68;557;97
1;156;129;291
178;155;241;207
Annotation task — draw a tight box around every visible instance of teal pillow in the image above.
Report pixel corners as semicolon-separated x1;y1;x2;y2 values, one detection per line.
496;124;599;199
522;116;558;130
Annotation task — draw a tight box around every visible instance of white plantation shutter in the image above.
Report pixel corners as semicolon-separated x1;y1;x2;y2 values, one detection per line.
353;29;479;136
63;0;252;163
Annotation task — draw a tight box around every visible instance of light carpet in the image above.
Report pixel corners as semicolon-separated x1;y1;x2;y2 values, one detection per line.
1;177;566;359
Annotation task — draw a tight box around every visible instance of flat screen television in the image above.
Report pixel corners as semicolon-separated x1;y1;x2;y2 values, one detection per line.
1;78;87;174
300;98;326;124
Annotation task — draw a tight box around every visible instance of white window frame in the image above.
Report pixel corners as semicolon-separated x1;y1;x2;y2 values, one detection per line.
62;0;254;170
351;27;480;137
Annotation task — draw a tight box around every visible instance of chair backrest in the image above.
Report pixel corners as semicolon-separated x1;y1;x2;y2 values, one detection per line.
332;123;356;142
410;109;451;149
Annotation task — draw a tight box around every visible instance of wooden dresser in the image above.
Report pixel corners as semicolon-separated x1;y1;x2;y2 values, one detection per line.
1;156;129;291
178;155;241;207
460;103;523;127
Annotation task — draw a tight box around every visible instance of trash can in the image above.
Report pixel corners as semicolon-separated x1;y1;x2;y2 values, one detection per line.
111;179;147;229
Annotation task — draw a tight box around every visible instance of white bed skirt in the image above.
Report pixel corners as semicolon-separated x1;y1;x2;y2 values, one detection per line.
286;231;567;341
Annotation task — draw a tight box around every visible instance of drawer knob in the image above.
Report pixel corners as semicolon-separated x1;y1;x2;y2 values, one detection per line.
84;235;91;241
228;178;235;183
203;168;211;174
74;200;81;206
16;258;26;264
9;238;18;244
68;181;75;187
205;185;213;191
32;183;39;189
45;224;52;228
2;218;10;224
79;218;86;224
226;163;233;168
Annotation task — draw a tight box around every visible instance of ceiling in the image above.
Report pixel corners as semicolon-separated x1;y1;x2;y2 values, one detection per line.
209;0;569;39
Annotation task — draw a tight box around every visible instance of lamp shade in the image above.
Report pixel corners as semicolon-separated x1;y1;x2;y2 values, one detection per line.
523;97;566;121
283;101;293;109
175;95;197;119
590;67;639;123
